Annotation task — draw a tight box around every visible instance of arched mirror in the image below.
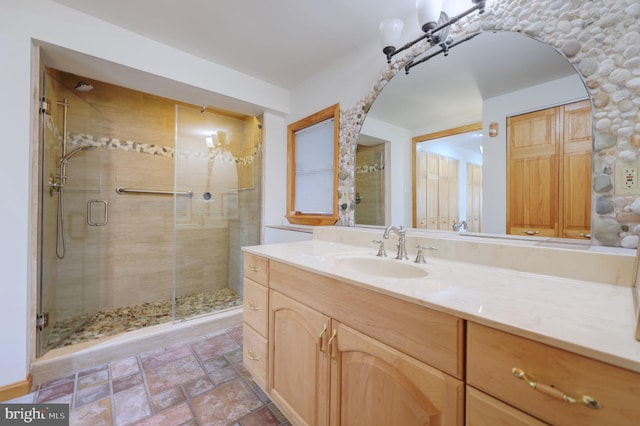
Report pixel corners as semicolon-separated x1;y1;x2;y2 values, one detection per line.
357;31;591;239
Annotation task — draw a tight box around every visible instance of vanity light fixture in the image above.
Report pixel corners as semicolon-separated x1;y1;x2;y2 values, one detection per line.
379;0;486;64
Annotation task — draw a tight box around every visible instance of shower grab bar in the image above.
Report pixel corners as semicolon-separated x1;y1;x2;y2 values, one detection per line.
116;186;193;198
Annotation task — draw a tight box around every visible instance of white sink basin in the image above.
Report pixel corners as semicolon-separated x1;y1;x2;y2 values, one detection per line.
332;255;428;279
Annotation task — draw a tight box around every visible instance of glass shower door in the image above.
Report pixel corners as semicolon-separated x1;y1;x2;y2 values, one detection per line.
38;71;103;355
173;105;262;322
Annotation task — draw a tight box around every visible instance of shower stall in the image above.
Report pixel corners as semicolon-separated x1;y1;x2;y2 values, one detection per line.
37;69;262;356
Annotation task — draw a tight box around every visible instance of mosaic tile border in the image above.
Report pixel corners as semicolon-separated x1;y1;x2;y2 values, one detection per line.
45;115;261;166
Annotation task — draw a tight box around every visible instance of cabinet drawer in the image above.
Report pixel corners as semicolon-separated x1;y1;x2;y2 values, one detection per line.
242;323;268;390
244;253;268;286
466;386;546;426
467;322;640;426
243;278;268;336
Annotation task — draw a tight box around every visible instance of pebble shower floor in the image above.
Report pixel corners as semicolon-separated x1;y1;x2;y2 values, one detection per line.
46;288;242;348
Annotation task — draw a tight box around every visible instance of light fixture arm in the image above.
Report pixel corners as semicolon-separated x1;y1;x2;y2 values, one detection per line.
404;32;482;74
384;0;486;63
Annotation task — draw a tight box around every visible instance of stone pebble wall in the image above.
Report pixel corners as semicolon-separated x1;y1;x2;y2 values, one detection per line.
338;0;640;248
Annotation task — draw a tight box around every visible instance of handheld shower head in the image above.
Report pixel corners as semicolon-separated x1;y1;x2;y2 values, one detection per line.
60;146;96;164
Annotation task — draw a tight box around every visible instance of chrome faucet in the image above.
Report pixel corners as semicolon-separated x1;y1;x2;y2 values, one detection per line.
452;220;468;232
383;225;408;260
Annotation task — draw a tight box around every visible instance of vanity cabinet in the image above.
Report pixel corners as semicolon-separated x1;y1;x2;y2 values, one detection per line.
266;260;464;426
244;246;640;425
467;322;640;426
242;253;269;389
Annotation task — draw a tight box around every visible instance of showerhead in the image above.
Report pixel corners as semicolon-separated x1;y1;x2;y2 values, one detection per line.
60;146;96;164
74;81;94;92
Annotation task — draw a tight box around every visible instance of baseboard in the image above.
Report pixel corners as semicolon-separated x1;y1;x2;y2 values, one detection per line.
0;374;32;402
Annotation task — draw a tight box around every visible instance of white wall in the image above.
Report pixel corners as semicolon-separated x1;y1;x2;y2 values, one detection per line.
0;30;32;392
482;74;588;234
0;0;291;388
289;38;384;124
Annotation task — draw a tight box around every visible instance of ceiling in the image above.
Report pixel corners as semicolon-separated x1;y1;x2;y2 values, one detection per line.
48;0;581;123
51;0;423;89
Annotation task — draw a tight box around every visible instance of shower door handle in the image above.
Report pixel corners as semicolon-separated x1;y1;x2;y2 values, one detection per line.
87;199;108;226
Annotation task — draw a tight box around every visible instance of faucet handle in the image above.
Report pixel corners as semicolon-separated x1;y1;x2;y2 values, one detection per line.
373;240;387;257
414;244;437;264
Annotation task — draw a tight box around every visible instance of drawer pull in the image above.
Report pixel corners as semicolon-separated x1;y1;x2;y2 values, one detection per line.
247;349;260;361
511;367;601;409
247;300;260;311
248;264;262;272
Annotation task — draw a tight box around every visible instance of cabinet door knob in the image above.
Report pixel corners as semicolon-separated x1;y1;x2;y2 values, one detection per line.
247;301;260;311
511;367;601;409
248;264;261;272
247;350;260;361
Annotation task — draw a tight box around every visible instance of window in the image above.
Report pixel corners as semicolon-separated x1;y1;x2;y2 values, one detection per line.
286;104;339;225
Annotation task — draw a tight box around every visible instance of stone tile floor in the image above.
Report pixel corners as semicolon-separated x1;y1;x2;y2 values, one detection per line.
9;325;290;426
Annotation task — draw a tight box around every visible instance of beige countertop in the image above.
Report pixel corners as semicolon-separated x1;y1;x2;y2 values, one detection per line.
244;238;640;374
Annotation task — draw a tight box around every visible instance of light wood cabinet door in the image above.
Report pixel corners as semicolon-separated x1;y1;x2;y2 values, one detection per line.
269;290;331;426
330;321;464;426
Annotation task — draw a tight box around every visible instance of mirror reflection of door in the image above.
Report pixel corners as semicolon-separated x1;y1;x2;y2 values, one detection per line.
359;31;590;239
355;141;387;226
413;125;483;232
507;99;592;239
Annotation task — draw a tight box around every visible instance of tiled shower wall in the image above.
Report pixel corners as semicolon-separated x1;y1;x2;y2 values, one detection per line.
355;143;385;226
46;69;260;319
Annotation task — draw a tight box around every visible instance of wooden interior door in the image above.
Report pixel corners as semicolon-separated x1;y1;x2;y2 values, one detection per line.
560;100;592;239
269;290;330;426
447;158;460;229
330;321;463;426
507;107;559;237
466;163;482;232
415;151;428;228
438;156;451;230
426;153;440;230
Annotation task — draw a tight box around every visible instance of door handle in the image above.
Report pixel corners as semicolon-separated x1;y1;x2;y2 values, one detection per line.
87;199;108;226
